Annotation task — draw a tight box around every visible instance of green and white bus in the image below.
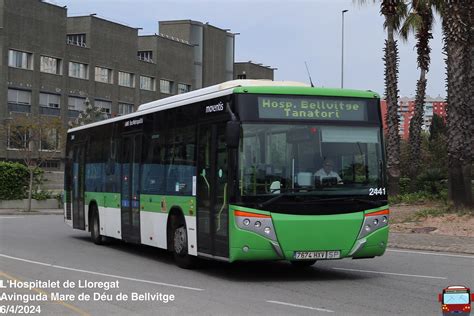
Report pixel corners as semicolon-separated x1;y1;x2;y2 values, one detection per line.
64;80;389;268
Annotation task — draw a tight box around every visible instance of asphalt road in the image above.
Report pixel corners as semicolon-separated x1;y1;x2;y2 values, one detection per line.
1;215;473;315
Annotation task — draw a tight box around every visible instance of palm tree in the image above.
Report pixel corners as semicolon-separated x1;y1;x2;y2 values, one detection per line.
399;0;440;191
442;0;472;207
356;0;406;195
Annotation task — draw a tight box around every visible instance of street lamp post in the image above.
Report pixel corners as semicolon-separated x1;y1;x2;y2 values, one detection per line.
341;9;348;89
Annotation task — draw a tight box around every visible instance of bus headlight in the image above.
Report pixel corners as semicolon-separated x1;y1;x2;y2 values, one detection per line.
357;209;389;239
234;210;277;241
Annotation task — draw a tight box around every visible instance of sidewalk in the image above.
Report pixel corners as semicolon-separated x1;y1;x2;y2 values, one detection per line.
389;232;474;255
0;208;63;215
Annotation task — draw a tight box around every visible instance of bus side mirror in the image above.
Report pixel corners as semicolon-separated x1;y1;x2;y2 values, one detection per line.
471;293;474;301
226;121;240;148
438;294;442;302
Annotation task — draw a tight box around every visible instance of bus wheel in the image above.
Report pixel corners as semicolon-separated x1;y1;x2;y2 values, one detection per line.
171;218;196;269
90;207;104;245
290;260;316;267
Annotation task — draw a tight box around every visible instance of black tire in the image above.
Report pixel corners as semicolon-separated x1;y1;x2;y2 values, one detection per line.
290;260;317;267
90;207;104;245
171;216;196;269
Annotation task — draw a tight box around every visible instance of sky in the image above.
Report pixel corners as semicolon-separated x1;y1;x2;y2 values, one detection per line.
51;0;446;98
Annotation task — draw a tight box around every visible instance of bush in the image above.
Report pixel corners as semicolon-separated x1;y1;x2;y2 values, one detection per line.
32;190;52;201
399;177;411;195
0;162;30;200
415;168;445;195
389;191;433;204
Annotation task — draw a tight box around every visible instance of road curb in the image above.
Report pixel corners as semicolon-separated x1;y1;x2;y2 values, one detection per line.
388;244;474;255
389;232;474;255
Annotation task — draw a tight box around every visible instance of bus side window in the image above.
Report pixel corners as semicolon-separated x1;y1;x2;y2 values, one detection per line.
105;138;119;193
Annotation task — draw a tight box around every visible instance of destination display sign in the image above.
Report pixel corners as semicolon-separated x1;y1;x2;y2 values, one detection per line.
258;97;368;121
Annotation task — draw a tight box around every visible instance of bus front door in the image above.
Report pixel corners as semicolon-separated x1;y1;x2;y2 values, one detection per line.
197;123;229;259
72;143;86;230
121;134;142;243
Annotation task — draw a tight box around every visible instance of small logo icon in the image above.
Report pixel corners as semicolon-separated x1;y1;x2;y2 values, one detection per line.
439;285;473;315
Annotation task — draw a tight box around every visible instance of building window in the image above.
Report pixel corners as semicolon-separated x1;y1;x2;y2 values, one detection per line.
8;89;31;113
40;56;62;75
119;103;134;116
95;66;113;83
95;100;112;117
237;74;246;79
118;71;135;87
137;51;153;62
40;128;59;151
8;50;33;69
42;160;60;169
67;34;86;47
160;79;173;94
69;62;89;79
140;76;155;91
177;83;191;94
39;93;61;116
68;96;86;118
7;126;29;150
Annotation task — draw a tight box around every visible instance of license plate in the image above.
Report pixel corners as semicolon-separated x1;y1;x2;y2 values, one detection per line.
293;250;341;260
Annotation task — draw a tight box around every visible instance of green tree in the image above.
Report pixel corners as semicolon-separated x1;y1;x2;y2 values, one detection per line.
442;0;472;207
2;114;65;211
69;98;108;127
429;113;446;141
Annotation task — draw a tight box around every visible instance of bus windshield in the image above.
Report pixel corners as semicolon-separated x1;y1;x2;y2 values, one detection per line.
239;123;384;197
444;293;469;305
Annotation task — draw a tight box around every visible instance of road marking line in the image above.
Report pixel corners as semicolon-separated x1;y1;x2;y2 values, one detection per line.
0;216;25;219
0;253;204;292
266;300;334;313
333;267;447;279
387;249;474;259
0;271;90;316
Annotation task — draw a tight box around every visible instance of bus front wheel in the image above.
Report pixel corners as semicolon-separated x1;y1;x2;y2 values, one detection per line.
90;207;104;245
171;216;196;269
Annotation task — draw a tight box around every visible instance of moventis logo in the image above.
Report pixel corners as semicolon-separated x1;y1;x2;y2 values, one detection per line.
205;101;224;113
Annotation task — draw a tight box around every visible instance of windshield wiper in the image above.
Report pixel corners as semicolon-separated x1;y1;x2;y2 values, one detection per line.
312;197;386;207
258;193;289;209
259;189;322;208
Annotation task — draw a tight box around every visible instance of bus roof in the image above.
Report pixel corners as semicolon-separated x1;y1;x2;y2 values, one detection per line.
68;79;380;133
136;79;309;112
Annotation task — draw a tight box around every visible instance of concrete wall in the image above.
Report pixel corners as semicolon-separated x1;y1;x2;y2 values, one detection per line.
0;199;59;209
234;62;274;80
159;20;235;88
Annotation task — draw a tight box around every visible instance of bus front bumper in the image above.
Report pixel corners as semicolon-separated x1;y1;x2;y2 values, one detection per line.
229;207;389;262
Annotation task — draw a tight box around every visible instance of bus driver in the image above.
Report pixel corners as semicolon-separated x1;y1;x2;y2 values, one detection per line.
314;159;343;184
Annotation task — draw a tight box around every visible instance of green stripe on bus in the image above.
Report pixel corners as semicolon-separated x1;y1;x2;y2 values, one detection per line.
140;194;196;216
233;86;380;98
85;192;121;208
